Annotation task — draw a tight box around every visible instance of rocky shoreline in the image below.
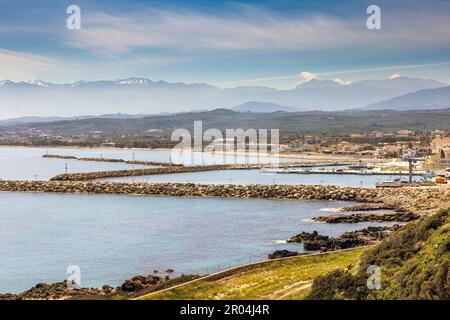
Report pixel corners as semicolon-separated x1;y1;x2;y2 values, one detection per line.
338;203;395;212
268;225;401;259
0;272;198;300
311;211;419;223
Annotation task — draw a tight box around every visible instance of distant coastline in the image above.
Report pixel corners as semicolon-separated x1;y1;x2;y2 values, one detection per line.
0;144;377;162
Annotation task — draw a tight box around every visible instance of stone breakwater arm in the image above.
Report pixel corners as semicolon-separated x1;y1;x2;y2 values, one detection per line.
49;165;243;181
1;181;447;215
1;180;447;212
0;181;382;201
51;162;310;181
42;154;182;167
42;154;351;170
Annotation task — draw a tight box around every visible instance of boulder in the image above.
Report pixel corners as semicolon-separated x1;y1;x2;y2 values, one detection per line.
268;250;299;259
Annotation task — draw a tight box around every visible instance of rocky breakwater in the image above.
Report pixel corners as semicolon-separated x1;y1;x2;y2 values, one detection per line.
0;180;450;215
50;164;234;181
374;186;450;216
0;181;448;215
43;154;181;167
0;180;383;201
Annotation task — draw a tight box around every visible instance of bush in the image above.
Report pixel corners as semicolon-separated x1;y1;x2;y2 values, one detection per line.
306;208;450;300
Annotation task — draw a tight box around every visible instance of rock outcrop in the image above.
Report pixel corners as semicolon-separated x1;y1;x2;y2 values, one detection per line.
339;203;394;212
0;273;166;300
120;275;163;292
287;225;401;252
268;250;300;259
312;211;419;223
0;281;108;300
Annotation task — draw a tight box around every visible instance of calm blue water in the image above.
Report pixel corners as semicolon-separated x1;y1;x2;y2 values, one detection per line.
0;147;149;180
0;192;395;293
102;169;417;188
0;147;305;180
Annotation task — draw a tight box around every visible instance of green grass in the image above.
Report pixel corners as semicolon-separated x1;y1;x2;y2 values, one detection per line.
139;248;367;300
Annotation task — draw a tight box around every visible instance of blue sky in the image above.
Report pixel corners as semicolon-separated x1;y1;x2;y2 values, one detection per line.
1;0;450;88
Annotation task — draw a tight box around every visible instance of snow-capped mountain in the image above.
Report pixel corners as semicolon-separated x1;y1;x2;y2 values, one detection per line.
0;76;447;117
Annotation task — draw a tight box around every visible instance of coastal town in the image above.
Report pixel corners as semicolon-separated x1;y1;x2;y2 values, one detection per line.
1;126;449;185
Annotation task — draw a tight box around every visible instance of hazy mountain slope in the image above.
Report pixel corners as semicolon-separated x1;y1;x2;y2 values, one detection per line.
366;86;450;110
231;101;299;113
0;113;153;126
4;108;450;135
0;77;447;116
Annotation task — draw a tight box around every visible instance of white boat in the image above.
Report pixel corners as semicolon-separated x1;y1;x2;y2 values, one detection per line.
436;167;450;178
445;168;450;178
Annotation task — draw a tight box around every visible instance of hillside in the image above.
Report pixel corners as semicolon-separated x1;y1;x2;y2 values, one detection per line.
4;108;450;136
231;101;299;113
366;86;450;110
139;248;366;300
306;208;450;299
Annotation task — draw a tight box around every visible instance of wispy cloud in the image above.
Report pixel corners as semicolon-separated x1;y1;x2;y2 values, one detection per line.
65;10;356;54
64;6;450;56
215;61;450;87
0;49;61;81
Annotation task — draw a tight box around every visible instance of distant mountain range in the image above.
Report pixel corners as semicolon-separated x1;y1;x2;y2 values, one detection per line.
0;76;448;117
365;86;450;110
0;113;152;126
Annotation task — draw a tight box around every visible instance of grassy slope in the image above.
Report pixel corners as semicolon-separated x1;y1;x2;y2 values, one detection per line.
307;208;450;300
140;248;366;300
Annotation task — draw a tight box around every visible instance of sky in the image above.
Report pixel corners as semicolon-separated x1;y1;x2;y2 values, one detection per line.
1;0;450;89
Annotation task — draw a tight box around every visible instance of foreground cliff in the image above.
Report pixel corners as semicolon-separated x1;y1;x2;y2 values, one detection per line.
306;208;450;299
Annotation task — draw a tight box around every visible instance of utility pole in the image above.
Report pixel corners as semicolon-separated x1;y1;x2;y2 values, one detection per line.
408;158;413;184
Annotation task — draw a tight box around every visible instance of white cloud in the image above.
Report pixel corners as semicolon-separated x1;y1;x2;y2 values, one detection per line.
334;78;352;85
299;71;318;83
0;49;60;81
389;73;401;79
